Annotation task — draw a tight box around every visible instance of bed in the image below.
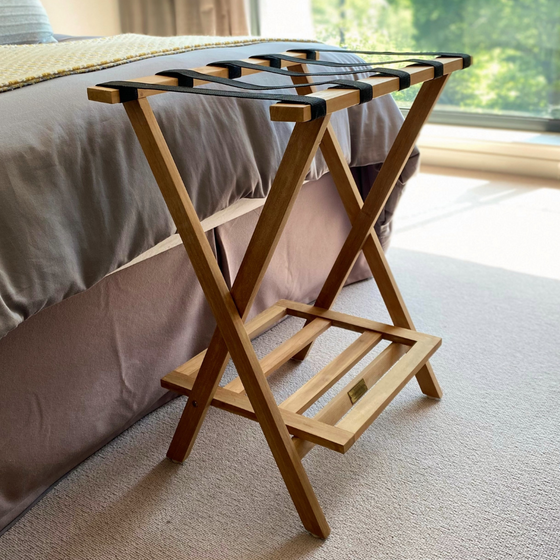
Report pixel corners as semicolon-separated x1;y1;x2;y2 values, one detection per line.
0;35;419;534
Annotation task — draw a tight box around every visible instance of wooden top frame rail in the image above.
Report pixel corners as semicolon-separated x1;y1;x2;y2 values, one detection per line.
87;51;312;104
270;57;464;122
87;52;466;122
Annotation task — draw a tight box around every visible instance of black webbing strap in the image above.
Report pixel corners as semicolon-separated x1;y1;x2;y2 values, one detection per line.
207;61;243;79
407;59;445;78
288;48;472;69
329;80;373;103
281;49;318;61
249;52;419;68
157;68;380;94
209;59;379;78
98;80;328;120
370;68;411;90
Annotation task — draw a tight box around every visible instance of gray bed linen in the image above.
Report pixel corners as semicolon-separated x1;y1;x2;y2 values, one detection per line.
0;40;418;340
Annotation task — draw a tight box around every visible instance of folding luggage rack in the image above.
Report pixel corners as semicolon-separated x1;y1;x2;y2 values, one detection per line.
88;48;470;538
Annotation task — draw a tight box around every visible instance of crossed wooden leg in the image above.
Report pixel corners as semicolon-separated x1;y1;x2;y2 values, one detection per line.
124;97;331;537
123;71;447;539
290;66;447;398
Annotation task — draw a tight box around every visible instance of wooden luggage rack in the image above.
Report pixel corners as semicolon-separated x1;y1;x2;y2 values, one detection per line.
88;50;468;538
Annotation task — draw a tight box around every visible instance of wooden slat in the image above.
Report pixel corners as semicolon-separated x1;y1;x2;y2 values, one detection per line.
293;342;408;458
337;339;441;441
87;51;311;104
269;58;464;122
280;330;382;414
171;303;287;379
279;299;438;346
162;371;354;453
225;317;331;393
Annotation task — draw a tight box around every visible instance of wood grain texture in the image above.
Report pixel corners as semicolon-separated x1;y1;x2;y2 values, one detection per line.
225;318;331;394
125;98;331;538
162;371;354;453
279;300;439;346
165;115;330;465
280;331;382;414
337;339;441;439
293;342;408;458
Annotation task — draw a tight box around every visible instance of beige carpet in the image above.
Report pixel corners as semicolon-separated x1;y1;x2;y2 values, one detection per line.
1;169;559;559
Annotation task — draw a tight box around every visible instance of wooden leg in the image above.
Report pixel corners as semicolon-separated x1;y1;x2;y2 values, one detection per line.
291;74;447;398
316;77;451;313
316;126;442;398
165;115;331;463
125;98;331;537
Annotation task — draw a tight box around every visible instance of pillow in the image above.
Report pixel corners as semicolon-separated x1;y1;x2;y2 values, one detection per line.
0;0;57;45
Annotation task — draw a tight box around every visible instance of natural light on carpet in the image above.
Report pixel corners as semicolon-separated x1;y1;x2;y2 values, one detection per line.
391;167;560;281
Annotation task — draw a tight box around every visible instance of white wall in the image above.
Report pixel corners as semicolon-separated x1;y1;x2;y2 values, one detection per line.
259;0;314;39
41;0;121;37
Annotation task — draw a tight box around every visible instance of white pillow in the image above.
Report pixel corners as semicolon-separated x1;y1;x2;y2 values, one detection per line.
0;0;56;45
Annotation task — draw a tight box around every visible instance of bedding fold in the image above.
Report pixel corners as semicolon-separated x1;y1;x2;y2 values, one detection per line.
0;39;418;340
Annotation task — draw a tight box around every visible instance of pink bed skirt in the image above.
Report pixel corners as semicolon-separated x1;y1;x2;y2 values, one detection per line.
0;173;372;533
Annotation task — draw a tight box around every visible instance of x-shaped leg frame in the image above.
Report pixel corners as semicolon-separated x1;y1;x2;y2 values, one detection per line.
122;72;448;538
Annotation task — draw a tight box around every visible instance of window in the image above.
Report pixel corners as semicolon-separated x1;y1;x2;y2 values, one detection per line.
311;0;560;131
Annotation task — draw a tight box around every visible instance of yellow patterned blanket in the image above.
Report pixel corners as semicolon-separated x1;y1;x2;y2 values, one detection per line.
0;33;310;93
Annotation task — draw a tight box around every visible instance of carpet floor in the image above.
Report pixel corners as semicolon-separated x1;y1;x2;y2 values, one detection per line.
1;169;559;559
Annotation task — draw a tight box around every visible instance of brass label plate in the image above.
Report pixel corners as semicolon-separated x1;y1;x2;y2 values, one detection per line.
348;378;368;405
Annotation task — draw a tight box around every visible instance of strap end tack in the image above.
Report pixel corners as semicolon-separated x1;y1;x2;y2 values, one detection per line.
249;54;283;68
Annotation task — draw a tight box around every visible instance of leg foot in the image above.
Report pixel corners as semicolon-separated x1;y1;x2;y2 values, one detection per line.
415;363;443;399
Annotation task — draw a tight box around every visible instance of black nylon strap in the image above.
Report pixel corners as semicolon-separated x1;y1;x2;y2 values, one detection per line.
249;54;283;69
206;61;243;79
98;80;328;120
157;68;381;93
288;48;472;69
437;53;473;68
329;80;373;103
407;59;445;78
250;52;418;68
207;59;378;78
282;49;318;61
370;68;411;90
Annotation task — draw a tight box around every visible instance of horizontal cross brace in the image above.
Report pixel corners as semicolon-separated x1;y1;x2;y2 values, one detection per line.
161;369;355;453
161;301;442;456
279;300;441;346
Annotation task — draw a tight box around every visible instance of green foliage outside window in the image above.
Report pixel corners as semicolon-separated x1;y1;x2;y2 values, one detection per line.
311;0;560;119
